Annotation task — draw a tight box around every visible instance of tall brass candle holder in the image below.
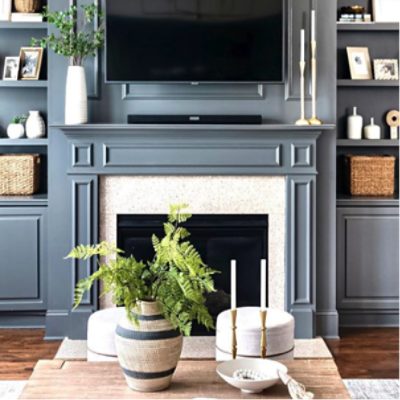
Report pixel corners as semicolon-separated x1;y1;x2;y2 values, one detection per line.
231;308;237;359
295;60;309;126
309;40;322;125
260;309;267;358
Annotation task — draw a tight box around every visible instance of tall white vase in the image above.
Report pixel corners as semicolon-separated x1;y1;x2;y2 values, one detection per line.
65;66;88;125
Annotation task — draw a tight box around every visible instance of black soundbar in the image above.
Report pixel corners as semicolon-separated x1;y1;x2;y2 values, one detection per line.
128;114;262;125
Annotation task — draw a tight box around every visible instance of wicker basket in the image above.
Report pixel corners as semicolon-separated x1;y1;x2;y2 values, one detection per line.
14;0;41;13
0;154;40;195
348;155;396;196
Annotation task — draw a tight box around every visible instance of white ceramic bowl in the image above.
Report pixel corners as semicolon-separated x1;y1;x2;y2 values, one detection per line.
216;358;287;394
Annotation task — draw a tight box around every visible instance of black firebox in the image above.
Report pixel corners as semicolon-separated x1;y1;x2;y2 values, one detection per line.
117;214;268;335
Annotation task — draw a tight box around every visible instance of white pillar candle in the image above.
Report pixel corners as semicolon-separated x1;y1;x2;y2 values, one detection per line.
231;260;237;310
261;259;267;310
300;29;305;62
311;10;316;42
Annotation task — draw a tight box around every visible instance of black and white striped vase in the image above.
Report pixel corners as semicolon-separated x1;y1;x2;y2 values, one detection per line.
115;301;183;392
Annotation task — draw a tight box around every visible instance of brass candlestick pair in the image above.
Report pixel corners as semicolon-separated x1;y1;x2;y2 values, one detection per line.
296;41;323;126
230;309;268;360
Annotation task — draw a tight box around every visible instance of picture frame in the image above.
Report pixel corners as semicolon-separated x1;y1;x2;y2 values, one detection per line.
347;47;373;80
373;0;400;22
2;56;20;81
374;59;399;80
19;47;43;80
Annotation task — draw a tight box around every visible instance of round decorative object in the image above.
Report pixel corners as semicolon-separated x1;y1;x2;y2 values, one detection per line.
364;117;381;140
386;110;400;140
26;111;46;139
217;358;287;394
14;0;41;13
115;301;183;392
65;66;88;125
216;307;294;361
7;123;25;139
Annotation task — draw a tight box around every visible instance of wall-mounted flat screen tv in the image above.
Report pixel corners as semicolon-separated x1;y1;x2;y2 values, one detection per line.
105;0;284;83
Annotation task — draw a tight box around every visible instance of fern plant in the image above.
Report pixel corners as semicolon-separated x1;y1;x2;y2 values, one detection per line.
66;204;218;336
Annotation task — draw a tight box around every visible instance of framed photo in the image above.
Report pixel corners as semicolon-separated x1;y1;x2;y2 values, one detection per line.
373;0;400;22
347;47;373;80
374;59;399;80
2;57;20;81
19;47;43;80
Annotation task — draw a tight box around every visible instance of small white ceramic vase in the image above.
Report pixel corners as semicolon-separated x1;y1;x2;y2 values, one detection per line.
347;107;363;139
0;0;12;21
7;123;25;139
26;111;46;138
65;65;88;125
364;117;381;140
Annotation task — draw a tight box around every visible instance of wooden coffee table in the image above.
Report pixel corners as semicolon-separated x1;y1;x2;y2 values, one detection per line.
20;359;350;399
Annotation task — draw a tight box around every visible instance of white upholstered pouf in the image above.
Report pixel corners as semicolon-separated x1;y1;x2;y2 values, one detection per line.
216;307;294;361
87;307;125;361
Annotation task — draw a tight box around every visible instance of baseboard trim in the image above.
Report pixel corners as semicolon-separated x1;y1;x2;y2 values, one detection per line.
316;311;339;339
0;312;46;328
339;310;399;327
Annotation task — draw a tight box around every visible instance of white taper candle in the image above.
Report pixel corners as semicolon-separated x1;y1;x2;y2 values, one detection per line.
231;260;237;310
300;29;305;62
261;259;267;310
311;10;316;42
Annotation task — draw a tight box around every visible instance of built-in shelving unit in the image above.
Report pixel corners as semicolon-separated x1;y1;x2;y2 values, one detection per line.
337;22;399;31
337;139;399;147
337;79;399;87
0;80;48;88
0;138;48;146
0;193;48;206
0;21;47;29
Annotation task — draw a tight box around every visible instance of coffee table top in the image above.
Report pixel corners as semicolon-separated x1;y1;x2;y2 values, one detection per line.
20;359;350;399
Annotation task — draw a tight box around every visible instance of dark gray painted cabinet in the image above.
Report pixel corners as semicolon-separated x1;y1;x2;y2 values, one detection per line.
0;207;47;312
337;207;399;326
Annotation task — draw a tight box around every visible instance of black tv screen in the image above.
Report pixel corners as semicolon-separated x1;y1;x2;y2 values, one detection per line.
105;0;283;83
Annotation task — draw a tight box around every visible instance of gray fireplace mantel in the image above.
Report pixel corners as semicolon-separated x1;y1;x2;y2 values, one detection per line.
46;124;335;340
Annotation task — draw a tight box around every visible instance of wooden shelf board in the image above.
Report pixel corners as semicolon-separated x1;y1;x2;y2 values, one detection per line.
337;79;399;87
0;193;48;206
337;195;399;207
0;80;48;88
337;22;399;31
0;138;48;146
337;139;399;147
0;22;47;29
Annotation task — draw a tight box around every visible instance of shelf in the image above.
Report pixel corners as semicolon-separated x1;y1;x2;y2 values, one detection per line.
0;21;47;29
337;22;399;31
337;139;399;147
0;193;48;207
337;80;399;87
0;80;48;88
337;195;399;207
0;138;48;146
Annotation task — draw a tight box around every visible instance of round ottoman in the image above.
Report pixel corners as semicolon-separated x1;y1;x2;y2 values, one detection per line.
216;307;294;361
87;307;125;361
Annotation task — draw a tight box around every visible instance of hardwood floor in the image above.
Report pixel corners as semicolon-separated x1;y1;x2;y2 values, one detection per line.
0;329;61;380
325;328;399;379
0;328;398;381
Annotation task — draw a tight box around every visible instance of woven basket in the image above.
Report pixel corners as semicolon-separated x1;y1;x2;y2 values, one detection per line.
0;154;40;195
348;155;396;196
14;0;41;13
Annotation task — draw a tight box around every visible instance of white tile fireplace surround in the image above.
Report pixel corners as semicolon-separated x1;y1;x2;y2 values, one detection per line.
99;176;286;310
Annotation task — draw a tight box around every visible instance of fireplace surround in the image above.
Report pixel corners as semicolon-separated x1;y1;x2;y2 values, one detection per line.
46;124;335;340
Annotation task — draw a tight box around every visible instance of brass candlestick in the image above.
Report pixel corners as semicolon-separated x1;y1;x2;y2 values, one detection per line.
295;60;310;126
260;309;267;359
309;41;322;125
231;309;237;359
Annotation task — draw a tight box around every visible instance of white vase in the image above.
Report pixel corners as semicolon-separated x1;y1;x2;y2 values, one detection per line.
347;107;363;140
364;117;381;140
26;111;46;139
0;0;12;21
65;65;88;125
7;123;25;139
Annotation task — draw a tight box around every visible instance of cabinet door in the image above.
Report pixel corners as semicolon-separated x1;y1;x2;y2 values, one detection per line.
0;208;47;311
337;207;399;311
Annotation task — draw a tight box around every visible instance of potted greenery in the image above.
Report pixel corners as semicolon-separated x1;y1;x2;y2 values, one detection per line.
33;4;104;125
68;205;217;392
7;115;27;139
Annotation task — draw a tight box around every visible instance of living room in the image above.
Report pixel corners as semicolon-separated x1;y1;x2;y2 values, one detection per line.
0;0;399;399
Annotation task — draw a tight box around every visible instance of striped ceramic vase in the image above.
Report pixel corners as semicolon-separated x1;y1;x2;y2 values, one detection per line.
115;301;183;392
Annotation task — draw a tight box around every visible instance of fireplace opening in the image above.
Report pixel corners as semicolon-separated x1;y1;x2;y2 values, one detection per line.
117;214;268;335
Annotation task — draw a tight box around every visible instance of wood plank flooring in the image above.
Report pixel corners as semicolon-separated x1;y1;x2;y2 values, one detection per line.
325;328;399;379
0;328;398;380
0;329;61;380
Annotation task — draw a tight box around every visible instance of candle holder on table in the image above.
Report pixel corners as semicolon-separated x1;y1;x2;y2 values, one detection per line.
231;308;237;359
